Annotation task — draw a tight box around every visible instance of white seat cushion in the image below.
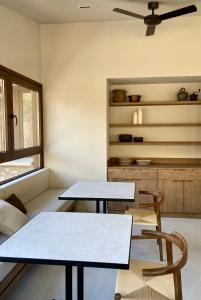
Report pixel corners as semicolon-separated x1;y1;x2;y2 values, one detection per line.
26;189;75;218
116;260;175;300
0;200;27;236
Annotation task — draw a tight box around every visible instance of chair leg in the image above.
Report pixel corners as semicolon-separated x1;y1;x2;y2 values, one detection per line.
156;225;163;261
115;293;121;300
158;237;163;261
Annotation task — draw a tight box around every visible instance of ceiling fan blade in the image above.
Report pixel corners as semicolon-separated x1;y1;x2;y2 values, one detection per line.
113;8;144;20
160;5;197;21
146;25;156;36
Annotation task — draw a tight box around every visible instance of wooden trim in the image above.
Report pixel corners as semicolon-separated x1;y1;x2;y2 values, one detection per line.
0;65;42;88
0;70;11;162
110;100;201;106
0;264;31;300
11;147;42;161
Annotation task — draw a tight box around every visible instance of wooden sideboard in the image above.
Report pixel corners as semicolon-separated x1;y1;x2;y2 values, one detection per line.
107;166;201;217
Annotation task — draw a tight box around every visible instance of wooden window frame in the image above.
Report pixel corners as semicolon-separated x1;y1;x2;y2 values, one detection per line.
0;65;43;183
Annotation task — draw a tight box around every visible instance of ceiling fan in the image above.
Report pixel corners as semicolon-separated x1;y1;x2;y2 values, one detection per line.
113;2;197;36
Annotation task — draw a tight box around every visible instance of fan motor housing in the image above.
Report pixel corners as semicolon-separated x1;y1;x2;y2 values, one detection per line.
148;2;159;11
144;15;161;25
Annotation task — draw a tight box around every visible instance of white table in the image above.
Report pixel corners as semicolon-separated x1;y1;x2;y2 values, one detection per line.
59;181;135;213
0;212;132;300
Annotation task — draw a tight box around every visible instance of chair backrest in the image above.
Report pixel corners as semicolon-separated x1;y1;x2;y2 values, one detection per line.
139;190;164;208
139;191;164;221
141;229;188;300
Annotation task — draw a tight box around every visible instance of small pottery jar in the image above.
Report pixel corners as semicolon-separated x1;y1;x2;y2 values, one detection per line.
112;89;127;103
177;88;188;101
128;95;141;102
190;92;198;101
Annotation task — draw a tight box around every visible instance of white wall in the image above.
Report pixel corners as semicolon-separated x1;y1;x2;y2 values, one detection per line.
0;5;41;81
41;17;201;210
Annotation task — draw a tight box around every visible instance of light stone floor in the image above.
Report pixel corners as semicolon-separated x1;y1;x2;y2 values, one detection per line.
6;217;201;300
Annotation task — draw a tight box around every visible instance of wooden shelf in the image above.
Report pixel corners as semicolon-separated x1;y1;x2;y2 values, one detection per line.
110;123;201;128
110;101;201;107
109;123;201;128
110;141;201;145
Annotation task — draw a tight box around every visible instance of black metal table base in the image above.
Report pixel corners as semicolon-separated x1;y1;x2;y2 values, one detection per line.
96;200;100;213
103;200;107;214
65;266;84;300
77;266;84;300
96;200;107;213
65;266;72;300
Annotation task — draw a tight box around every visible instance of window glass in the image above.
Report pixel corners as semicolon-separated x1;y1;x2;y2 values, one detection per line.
0;79;6;152
13;84;40;149
0;154;40;183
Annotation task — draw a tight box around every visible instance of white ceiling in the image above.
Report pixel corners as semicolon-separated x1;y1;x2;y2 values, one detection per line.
0;0;200;24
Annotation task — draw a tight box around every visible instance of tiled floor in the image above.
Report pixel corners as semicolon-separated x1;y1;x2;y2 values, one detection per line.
6;217;201;300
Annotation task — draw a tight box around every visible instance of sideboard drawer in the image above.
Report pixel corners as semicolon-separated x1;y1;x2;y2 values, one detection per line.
108;168;157;180
158;168;201;181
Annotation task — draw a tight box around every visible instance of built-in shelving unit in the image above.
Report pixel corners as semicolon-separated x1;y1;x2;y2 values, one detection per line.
110;100;201;106
108;78;201;162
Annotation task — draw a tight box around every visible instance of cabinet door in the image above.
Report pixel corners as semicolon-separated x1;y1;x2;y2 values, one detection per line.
107;179;157;213
184;181;201;213
158;180;183;213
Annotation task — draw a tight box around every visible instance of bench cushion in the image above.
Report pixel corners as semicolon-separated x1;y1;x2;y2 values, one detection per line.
26;189;75;218
0;169;49;205
0;234;16;281
0;200;27;236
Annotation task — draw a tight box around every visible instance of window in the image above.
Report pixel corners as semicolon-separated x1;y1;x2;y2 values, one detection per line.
0;66;43;184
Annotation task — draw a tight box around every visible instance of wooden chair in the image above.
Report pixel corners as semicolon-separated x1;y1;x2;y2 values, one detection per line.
126;190;164;261
115;230;188;300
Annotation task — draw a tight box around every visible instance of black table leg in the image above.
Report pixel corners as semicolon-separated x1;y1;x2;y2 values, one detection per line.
103;200;107;214
77;266;84;300
65;266;72;300
96;200;100;213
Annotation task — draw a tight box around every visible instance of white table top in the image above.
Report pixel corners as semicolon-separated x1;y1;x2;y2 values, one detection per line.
59;181;135;202
0;212;132;269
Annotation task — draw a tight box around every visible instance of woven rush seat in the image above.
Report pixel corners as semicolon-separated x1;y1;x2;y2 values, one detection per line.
126;208;158;226
115;260;174;300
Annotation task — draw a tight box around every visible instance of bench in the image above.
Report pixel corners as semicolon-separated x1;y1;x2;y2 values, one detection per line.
0;168;76;299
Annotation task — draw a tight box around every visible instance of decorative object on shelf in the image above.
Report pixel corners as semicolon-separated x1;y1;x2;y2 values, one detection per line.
112;89;127;103
119;134;132;142
137;107;143;124
132;111;138;124
118;157;133;166
177;88;188;101
190;90;200;101
134;137;144;142
128;95;141;102
135;159;151;166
